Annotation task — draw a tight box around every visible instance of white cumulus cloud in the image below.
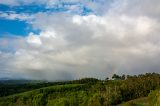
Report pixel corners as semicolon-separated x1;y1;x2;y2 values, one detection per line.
0;0;160;80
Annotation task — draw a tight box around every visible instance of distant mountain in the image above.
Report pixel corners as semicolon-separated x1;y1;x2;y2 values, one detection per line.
0;77;11;80
0;76;27;80
0;78;44;84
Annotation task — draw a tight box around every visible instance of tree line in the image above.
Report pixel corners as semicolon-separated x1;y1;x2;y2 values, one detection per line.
0;72;160;106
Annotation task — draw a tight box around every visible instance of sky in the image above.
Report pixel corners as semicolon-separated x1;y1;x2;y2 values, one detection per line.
0;0;160;80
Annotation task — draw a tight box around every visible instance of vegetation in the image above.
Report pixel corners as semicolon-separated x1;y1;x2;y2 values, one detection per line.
118;97;150;106
119;88;160;106
0;73;160;106
0;78;99;97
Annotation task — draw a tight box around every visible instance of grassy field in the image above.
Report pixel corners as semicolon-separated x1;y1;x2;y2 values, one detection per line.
0;84;89;106
118;97;149;106
119;88;160;106
1;84;160;106
0;73;160;106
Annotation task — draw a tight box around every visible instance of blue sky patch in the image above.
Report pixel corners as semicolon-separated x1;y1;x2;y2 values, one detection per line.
0;2;93;37
0;1;106;37
0;18;35;37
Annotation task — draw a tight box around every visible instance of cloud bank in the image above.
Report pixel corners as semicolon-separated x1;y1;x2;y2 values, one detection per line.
0;0;160;80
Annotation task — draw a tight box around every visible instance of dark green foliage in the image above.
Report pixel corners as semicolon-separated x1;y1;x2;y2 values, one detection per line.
0;78;99;97
112;74;121;80
112;74;126;80
105;77;109;81
0;73;160;106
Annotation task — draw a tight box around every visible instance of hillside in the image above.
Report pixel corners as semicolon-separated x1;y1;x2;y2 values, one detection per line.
0;73;160;106
118;97;150;106
119;88;160;106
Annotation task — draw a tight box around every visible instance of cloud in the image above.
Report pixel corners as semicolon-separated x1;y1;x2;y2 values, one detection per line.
0;0;44;6
0;11;34;21
0;0;112;15
0;0;160;80
0;0;19;6
26;33;42;46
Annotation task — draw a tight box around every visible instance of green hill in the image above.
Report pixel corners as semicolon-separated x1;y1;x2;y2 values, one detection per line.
0;84;89;106
119;88;160;106
118;97;149;106
0;73;160;106
148;88;160;106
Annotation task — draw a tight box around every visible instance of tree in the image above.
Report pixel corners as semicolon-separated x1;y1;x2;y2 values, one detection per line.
112;74;121;80
121;74;125;80
105;77;109;81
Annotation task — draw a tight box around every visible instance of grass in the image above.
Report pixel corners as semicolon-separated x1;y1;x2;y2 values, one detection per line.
0;84;83;98
0;83;97;106
118;97;150;106
119;88;160;106
0;80;160;106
